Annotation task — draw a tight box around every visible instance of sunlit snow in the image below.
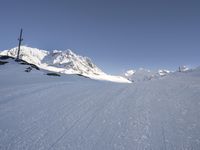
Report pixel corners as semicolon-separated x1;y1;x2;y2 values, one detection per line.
0;57;200;150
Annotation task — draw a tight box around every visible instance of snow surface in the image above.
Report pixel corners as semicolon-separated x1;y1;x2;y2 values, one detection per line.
178;66;190;72
124;68;171;82
0;59;200;150
0;46;130;83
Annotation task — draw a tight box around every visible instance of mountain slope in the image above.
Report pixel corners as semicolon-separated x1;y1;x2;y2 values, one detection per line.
0;60;200;150
0;46;130;83
123;68;171;82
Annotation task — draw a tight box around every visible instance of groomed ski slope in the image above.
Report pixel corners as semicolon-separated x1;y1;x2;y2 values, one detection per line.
0;61;200;150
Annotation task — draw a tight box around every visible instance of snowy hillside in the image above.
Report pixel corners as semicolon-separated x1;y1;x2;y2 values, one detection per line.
0;58;200;150
178;65;190;72
124;68;171;82
0;46;130;83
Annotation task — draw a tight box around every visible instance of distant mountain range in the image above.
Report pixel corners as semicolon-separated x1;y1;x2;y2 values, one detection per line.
0;46;191;83
0;46;130;83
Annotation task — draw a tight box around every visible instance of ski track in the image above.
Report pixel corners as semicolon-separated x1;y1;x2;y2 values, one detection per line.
0;69;200;149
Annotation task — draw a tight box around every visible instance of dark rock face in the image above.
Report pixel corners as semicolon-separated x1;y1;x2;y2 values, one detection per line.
46;72;61;77
25;67;32;72
0;61;8;65
0;56;14;60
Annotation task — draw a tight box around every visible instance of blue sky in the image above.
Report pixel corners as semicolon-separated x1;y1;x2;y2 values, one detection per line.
0;0;200;74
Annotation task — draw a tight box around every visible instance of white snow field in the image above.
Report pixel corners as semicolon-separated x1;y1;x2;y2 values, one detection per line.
0;59;200;150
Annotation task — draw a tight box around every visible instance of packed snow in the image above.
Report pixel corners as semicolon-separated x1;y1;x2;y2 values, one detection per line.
0;46;130;83
0;58;200;150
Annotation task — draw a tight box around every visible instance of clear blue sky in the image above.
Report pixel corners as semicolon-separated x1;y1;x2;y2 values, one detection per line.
0;0;199;74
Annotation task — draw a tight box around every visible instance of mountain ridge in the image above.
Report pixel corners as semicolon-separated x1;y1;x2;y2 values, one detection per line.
0;46;194;83
0;46;131;83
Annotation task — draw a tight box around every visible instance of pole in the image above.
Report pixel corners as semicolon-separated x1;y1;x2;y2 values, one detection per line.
16;28;23;60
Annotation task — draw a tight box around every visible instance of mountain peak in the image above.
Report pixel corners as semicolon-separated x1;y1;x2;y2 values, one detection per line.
0;46;130;83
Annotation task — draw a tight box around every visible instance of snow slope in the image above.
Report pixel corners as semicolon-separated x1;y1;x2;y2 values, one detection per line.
0;59;200;150
0;46;130;83
124;68;171;82
178;65;190;72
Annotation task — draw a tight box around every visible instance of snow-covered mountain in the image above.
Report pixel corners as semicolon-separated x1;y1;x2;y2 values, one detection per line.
178;65;190;72
124;68;171;82
0;46;130;83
